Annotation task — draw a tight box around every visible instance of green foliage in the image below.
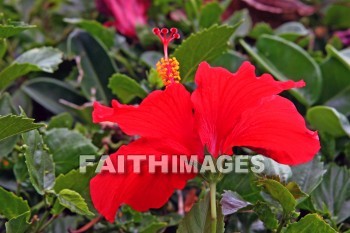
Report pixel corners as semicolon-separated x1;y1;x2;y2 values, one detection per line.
108;73;148;103
173;25;239;82
177;193;224;233
307;106;350;137
0;47;63;90
22;129;55;195
0;114;44;141
0;22;36;38
22;78;87;115
0;186;30;220
240;35;322;106
44;128;97;175
258;178;296;213
199;2;223;29
311;164;350;223
56;189;94;216
64;18;115;49
285;214;336;233
5;211;30;233
68;30;117;103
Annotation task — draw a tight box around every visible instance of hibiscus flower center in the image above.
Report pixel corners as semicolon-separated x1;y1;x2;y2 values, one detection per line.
153;27;181;86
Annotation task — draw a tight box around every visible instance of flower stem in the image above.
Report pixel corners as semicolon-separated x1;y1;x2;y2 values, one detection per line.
210;182;217;233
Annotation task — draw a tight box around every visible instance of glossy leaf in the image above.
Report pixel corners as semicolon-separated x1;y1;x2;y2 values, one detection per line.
173;25;239;82
68;30;116;103
306;106;350;137
22;78;87;114
177;193;224;233
326;85;350;116
0;114;44;141
285;214;336;233
57;189;94;216
240;35;322;106
108;73;147;103
211;50;247;73
275;22;309;41
320;45;350;102
22;129;55;195
44;128;97;175
0;47;63;90
0;186;30;220
64;18;114;48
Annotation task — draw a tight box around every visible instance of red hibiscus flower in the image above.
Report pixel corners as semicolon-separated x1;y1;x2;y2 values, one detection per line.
95;0;150;38
90;28;320;222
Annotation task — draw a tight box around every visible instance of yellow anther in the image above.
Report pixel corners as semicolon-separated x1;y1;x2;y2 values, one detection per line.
156;57;181;86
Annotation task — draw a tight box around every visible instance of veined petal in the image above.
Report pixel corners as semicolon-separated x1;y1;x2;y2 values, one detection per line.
225;95;320;165
191;61;304;157
93;83;202;153
90;138;200;222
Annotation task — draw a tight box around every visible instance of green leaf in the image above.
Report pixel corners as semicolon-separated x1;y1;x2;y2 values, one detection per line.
0;47;63;89
285;214;336;233
258;156;292;182
0;22;36;38
140;222;168;233
258;178;296;213
47;113;74;130
325;3;350;29
326;85;350;116
217;162;262;203
249;22;273;39
211;50;247;73
290;156;325;195
0;114;44;141
220;190;250;215
64;18;114;49
44;128;97;175
306;106;350;137
173;24;239;82
240;35;322;106
177;193;224;233
0;186;30;220
312;164;350;223
147;68;164;89
285;182;308;199
199;2;223;29
320;45;350;102
0;38;6;59
108;73;148;103
22;78;87;114
68;30;116;103
54;165;97;213
275;22;309;41
253;202;278;230
57;189;94;216
22;130;55;195
5;211;30;233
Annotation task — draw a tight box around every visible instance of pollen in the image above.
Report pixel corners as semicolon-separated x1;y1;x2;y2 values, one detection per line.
156;57;181;86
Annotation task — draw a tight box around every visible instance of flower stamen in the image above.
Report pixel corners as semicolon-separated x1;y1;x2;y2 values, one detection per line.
153;27;181;86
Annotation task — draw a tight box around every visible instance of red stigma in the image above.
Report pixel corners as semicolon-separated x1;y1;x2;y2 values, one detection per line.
152;27;180;59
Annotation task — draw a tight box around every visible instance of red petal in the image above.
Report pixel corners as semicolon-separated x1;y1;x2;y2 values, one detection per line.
225;96;319;165
192;61;305;158
90;138;198;222
93;83;202;155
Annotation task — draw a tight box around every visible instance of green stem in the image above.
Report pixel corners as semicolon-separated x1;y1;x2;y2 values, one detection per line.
276;214;286;233
210;182;217;233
